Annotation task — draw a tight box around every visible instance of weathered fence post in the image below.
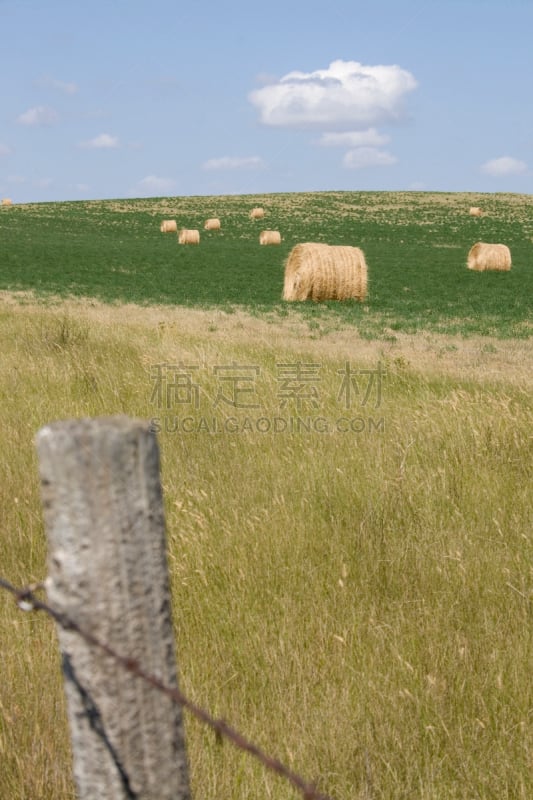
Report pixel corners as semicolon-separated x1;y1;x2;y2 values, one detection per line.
35;416;191;800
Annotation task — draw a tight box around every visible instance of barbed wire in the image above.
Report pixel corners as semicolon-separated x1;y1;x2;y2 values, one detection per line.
0;576;335;800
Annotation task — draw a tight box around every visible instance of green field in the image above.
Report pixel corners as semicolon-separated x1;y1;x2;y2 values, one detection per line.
1;190;532;338
0;190;532;800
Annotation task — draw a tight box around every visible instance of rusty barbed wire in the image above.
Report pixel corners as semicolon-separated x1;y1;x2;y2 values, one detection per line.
0;576;335;800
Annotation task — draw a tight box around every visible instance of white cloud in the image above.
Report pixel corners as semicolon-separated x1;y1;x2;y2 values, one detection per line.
319;128;390;148
202;155;265;171
343;147;397;169
481;156;528;177
17;106;58;126
79;133;120;149
255;72;280;86
249;59;417;130
56;80;78;95
0;143;12;156
137;175;176;194
33;178;53;189
39;75;78;94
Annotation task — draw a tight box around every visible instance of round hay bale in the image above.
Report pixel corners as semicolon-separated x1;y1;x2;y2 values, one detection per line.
204;218;221;230
1;198;13;207
160;220;178;233
467;242;511;272
469;207;483;217
249;207;265;219
259;230;281;245
178;228;200;245
283;243;368;302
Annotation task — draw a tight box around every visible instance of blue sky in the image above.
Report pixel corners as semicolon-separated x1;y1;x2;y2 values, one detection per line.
1;0;532;203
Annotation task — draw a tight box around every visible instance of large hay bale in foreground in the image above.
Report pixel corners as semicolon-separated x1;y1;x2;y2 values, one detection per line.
249;207;265;219
467;242;511;271
178;228;200;245
160;220;177;233
469;207;483;217
1;198;13;207
283;243;368;302
259;230;281;245
204;218;221;230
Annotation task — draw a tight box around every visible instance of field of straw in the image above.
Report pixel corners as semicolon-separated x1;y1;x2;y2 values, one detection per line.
282;243;368;301
179;228;200;245
467;242;512;271
0;189;532;799
259;229;281;245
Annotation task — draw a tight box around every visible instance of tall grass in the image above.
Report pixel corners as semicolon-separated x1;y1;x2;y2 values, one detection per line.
0;301;532;799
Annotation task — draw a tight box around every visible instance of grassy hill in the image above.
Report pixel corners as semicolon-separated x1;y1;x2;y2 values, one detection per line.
1;190;532;338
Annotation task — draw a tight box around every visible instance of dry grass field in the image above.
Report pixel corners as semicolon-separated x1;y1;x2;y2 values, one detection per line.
1;291;532;800
0;189;532;799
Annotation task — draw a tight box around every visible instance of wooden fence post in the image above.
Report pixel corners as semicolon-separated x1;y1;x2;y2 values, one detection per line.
35;416;191;800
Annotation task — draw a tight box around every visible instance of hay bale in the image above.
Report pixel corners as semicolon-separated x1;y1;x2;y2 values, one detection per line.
469;207;483;217
204;218;221;230
259;230;281;245
249;207;265;219
178;228;200;245
283;243;368;302
160;220;177;233
1;198;13;207
467;242;511;272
